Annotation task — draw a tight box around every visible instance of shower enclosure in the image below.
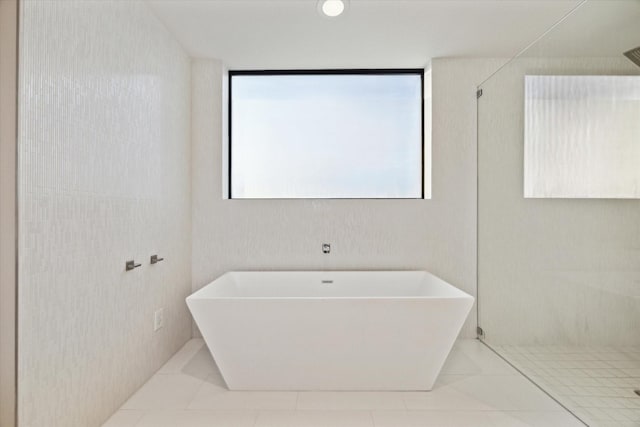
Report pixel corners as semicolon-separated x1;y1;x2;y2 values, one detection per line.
477;1;640;426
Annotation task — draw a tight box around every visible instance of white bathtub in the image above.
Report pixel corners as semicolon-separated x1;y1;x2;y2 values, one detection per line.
186;271;473;391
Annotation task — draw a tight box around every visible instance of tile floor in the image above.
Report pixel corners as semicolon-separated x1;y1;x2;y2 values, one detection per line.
103;339;586;427
492;344;640;427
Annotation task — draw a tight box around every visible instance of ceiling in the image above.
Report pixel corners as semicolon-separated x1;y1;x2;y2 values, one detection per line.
520;0;640;58
146;0;638;69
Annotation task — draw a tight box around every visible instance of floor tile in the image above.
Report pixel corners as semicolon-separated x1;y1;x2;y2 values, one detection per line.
104;339;588;426
372;410;495;426
157;339;205;374
101;410;144;427
486;410;586;426
188;375;297;410
404;375;564;411
180;345;225;382
441;341;518;376
156;339;220;381
492;343;640;427
296;391;407;411
135;410;257;427
121;373;204;410
403;380;493;411
255;410;374;427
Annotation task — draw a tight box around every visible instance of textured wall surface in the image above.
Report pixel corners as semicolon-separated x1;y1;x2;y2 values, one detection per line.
192;58;502;339
0;1;18;426
18;1;192;426
478;57;640;346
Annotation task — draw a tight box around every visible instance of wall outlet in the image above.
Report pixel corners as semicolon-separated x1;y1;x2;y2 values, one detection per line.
153;308;164;331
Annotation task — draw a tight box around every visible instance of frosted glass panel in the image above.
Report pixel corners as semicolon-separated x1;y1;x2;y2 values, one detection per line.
524;75;640;198
230;73;423;199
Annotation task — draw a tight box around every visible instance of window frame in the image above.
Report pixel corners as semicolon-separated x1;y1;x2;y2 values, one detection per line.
228;68;425;200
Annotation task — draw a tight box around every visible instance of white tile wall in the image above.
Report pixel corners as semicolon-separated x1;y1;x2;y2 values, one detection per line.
478;57;640;347
190;58;504;339
18;1;192;426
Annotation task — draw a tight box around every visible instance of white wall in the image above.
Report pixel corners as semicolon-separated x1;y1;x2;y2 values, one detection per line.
0;1;18;426
478;57;640;346
192;58;503;339
18;1;192;426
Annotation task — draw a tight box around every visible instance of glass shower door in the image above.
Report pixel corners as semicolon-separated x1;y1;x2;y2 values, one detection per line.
477;2;640;426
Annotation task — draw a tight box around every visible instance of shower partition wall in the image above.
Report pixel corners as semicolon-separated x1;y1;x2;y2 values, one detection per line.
477;1;640;426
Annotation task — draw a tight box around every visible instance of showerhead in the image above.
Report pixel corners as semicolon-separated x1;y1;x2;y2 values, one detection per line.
624;46;640;68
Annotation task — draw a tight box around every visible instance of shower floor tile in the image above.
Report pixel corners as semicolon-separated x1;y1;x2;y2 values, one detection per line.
102;339;585;427
491;344;640;427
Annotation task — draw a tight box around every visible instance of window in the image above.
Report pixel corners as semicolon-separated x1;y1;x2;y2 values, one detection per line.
524;75;640;198
229;70;425;199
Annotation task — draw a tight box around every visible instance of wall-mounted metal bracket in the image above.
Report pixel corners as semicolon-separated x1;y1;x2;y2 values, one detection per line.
125;260;141;271
150;255;164;265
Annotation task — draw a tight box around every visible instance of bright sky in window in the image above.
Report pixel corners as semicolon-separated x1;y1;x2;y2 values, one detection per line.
230;72;423;199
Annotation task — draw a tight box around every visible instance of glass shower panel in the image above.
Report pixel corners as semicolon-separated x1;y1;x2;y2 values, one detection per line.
477;2;640;426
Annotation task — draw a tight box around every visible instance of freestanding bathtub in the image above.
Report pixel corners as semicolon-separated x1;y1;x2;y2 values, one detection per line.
186;271;473;391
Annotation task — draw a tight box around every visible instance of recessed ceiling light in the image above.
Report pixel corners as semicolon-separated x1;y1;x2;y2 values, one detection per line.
319;0;346;17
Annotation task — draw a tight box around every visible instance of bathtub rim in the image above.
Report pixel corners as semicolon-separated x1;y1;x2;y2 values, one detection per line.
187;270;474;301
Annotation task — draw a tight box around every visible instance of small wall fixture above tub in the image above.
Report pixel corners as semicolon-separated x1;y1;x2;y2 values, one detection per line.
150;254;164;264
125;260;141;271
624;46;640;68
